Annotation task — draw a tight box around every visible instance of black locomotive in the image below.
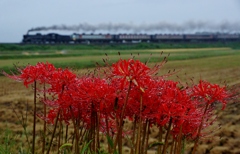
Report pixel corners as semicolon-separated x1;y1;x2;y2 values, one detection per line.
22;33;240;44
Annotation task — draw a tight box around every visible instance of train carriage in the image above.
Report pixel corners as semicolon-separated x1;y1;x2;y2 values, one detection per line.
72;33;113;43
115;34;151;43
152;34;184;42
216;34;240;41
184;34;214;41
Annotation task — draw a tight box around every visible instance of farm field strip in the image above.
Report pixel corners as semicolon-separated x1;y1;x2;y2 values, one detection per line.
1;48;240;69
159;54;240;86
147;47;232;52
0;47;235;56
1;53;240;86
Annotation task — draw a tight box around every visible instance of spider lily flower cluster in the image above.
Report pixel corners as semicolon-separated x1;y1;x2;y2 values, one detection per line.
3;59;230;154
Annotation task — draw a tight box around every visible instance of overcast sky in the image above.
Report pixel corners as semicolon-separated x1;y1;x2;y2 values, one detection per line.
1;0;240;43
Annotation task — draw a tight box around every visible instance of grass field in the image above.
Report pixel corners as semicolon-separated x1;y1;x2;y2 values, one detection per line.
1;46;240;82
0;45;240;153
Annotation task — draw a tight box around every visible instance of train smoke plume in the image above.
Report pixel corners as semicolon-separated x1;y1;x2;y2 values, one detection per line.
28;21;240;33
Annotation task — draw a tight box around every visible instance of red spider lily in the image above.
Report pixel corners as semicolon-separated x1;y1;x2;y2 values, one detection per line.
99;118;118;137
35;62;56;84
72;77;116;124
2;62;56;87
171;106;203;140
137;78;170;122
44;76;117;126
120;78;163;120
192;80;229;109
110;59;151;91
169;80;229;141
44;69;78;123
44;109;58;124
147;80;188;126
77;77;115;109
47;68;77;94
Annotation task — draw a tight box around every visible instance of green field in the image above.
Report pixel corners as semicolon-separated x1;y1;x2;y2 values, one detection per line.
1;43;240;86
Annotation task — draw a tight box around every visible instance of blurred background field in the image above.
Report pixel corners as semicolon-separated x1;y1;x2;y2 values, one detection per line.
1;43;240;83
0;43;240;153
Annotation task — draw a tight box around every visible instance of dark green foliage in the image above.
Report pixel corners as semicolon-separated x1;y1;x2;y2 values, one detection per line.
1;41;240;51
0;129;16;154
148;142;164;149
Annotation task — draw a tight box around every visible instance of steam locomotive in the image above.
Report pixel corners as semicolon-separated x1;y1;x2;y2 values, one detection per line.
22;33;240;44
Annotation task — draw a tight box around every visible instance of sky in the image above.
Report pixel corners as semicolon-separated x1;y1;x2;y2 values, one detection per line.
0;0;240;43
